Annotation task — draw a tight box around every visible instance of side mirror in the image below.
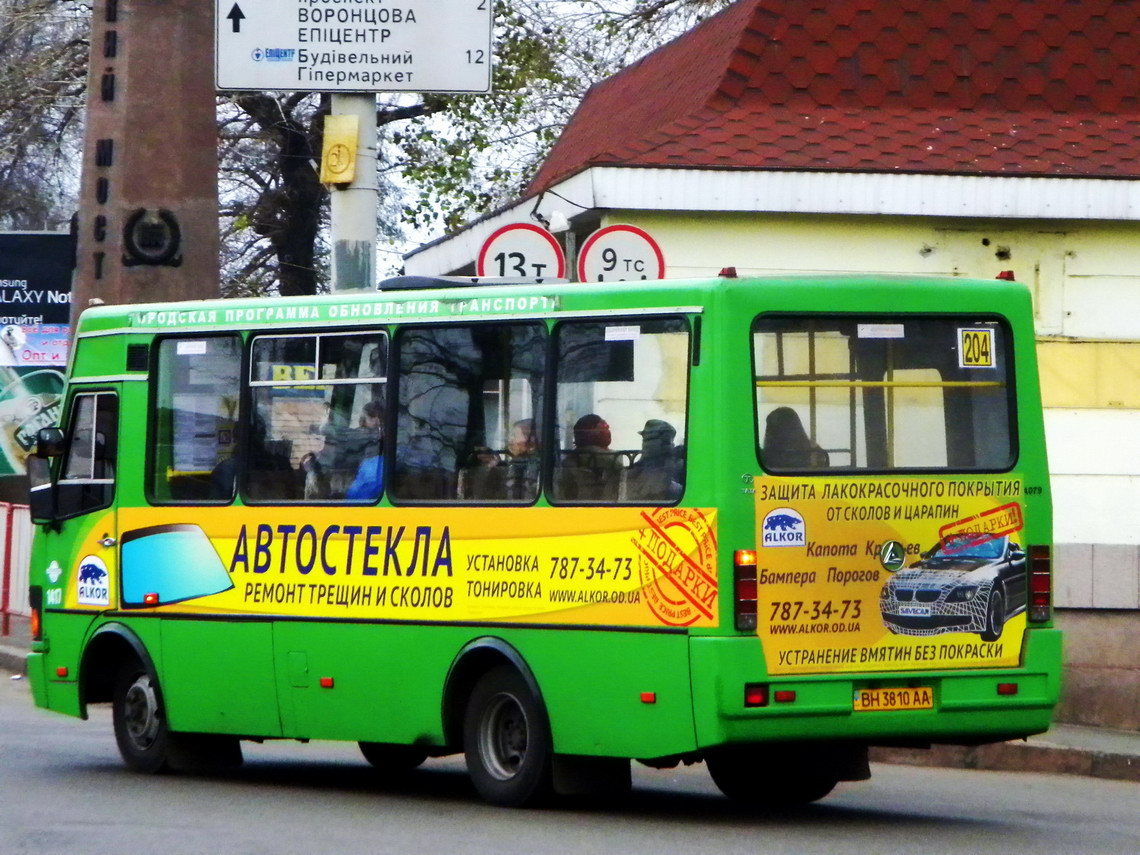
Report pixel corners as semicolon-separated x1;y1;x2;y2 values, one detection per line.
1010;549;1025;562
27;454;58;525
36;427;66;458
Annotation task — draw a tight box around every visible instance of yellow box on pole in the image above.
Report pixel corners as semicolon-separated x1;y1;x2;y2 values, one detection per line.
320;114;359;184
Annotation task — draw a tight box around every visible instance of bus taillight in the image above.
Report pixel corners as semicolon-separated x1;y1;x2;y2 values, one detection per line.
734;549;758;631
29;585;43;641
1028;545;1051;623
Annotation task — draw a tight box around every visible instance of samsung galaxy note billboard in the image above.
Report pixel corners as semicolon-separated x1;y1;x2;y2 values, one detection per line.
0;232;74;366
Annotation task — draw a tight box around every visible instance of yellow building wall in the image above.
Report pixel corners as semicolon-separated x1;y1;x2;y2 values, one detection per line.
1038;341;1140;409
601;211;1140;341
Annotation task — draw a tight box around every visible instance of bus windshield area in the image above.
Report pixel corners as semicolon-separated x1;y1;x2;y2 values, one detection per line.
753;315;1014;473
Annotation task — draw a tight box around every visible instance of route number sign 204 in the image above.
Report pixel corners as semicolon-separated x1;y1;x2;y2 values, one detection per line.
958;327;995;368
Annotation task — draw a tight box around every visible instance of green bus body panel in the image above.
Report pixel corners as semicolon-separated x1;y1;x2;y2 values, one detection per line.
26;652;49;708
269;622;693;758
26;275;1059;761
272;621;449;744
690;629;1061;747
159;620;280;735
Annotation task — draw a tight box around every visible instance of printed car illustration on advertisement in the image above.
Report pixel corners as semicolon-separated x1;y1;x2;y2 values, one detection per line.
879;534;1027;641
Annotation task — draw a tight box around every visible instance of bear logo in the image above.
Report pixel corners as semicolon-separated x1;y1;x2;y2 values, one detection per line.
76;555;110;606
761;507;806;548
79;562;107;584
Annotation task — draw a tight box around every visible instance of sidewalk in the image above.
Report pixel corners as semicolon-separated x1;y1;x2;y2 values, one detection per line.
0;614;30;675
870;725;1140;783
2;618;1137;784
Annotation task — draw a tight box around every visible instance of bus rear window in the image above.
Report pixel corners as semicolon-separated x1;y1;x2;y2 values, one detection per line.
753;316;1014;473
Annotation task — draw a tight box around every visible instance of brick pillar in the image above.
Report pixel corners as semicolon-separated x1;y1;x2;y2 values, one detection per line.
73;0;219;323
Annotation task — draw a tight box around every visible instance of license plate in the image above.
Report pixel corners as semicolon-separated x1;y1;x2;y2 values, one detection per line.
853;687;934;712
898;604;932;617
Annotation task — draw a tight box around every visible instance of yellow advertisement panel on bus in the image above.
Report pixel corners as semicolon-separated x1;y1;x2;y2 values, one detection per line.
755;476;1027;675
53;506;718;631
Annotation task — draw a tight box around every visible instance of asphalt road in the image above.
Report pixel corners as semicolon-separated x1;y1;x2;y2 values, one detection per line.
3;670;1138;855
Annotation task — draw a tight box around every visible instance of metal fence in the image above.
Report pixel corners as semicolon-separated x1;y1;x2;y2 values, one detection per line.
1;503;32;635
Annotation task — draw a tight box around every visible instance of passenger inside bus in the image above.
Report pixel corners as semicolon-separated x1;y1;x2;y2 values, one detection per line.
622;419;683;502
456;445;503;500
504;418;539;500
345;401;384;500
556;413;623;501
215;415;298;500
762;406;829;470
456;418;540;501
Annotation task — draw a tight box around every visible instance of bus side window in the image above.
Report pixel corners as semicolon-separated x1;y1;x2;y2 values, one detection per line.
57;391;118;518
247;332;387;504
393;323;545;504
148;336;241;504
551;318;690;505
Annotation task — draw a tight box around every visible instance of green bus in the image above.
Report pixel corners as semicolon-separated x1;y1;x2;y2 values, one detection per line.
25;273;1060;807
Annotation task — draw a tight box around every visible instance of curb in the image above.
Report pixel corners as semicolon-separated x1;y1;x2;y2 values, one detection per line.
0;644;27;675
871;742;1140;784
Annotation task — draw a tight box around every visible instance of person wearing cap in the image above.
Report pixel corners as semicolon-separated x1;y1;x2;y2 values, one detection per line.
557;413;623;500
639;419;676;456
624;418;683;502
573;413;612;452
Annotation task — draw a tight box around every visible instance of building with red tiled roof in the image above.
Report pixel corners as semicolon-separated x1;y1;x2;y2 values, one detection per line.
410;0;1140;280
408;3;1140;731
527;0;1140;191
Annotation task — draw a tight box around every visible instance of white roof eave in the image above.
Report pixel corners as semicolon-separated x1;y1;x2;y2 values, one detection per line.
404;166;1140;275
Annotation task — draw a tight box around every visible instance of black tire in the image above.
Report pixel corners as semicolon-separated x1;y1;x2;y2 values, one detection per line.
706;746;838;807
981;587;1006;642
463;665;553;807
112;663;173;774
359;742;428;773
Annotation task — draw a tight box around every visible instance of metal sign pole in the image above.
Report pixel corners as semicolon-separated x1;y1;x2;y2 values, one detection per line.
329;93;378;293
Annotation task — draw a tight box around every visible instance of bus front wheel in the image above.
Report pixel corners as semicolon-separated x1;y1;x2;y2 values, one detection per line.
463;665;553;807
112;664;172;774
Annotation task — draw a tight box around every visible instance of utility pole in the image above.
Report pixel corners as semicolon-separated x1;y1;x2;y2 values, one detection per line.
327;94;378;293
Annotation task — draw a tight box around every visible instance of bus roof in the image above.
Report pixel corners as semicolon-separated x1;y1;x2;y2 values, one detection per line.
73;273;1032;338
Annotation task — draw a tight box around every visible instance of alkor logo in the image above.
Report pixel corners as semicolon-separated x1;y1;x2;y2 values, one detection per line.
762;508;806;547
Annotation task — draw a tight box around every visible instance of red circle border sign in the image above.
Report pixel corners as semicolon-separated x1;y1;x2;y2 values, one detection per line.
576;224;666;283
476;223;566;279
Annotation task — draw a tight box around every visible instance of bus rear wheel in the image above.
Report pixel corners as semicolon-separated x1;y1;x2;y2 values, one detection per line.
706;746;838;808
463;665;552;807
112;665;172;774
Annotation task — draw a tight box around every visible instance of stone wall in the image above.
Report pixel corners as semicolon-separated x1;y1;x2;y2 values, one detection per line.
1054;609;1140;731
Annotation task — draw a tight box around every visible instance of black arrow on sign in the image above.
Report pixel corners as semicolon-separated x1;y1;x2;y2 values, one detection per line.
227;3;246;33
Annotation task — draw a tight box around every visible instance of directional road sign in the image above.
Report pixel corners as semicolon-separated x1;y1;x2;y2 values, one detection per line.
216;0;493;92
